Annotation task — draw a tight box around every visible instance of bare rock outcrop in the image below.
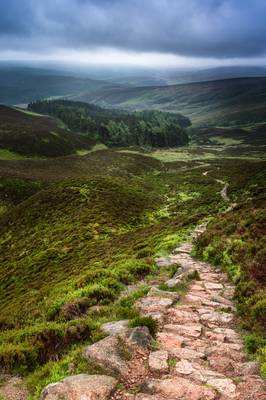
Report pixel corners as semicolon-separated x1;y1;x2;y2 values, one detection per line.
40;374;117;400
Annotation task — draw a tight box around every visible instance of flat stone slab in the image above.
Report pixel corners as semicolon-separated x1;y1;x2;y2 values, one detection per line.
168;347;205;361
166;308;200;324
157;332;185;349
148;377;216;400
101;320;129;335
135;296;174;314
204;282;224;290
148;350;169;373
200;311;234;327
175;360;225;383
164;323;202;338
213;327;241;341
40;374;117;400
207;378;236;398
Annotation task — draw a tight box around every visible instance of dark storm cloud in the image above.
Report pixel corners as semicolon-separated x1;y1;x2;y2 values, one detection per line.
0;0;266;58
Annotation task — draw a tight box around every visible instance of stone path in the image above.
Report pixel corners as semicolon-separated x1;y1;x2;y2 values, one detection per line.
39;223;265;400
111;224;266;400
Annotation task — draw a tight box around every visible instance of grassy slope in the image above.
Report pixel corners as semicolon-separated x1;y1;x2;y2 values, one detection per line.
0;105;95;158
72;77;266;128
0;149;231;386
0;148;265;395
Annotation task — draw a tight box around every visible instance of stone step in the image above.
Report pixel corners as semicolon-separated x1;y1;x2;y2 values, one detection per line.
164;323;203;338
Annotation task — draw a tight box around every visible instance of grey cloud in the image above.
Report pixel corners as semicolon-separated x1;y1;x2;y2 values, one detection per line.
0;0;266;58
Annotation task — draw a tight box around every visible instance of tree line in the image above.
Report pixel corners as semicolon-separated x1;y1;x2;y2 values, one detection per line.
28;100;191;147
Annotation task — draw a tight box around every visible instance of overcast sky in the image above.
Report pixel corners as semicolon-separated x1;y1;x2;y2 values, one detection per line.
1;0;266;67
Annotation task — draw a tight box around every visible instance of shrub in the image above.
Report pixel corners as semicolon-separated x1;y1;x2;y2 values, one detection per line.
251;298;266;329
129;316;158;337
0;342;38;373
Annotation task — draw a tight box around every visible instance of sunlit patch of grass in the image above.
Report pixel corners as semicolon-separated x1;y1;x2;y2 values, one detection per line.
0;149;34;160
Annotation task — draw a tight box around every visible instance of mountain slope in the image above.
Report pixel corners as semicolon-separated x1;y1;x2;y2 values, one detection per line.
70;77;266;127
0;105;95;158
0;67;111;105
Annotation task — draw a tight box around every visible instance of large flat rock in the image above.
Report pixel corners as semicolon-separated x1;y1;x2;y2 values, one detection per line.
40;374;117;400
148;377;217;400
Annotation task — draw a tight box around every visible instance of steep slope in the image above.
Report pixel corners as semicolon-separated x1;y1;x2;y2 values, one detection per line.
0;105;95;158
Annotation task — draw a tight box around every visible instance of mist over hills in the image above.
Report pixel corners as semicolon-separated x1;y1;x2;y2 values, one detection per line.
1;65;266;128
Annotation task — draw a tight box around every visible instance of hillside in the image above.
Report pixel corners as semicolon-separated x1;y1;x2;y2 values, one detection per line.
0;145;265;397
0;105;95;158
70;77;266;127
0;67;111;105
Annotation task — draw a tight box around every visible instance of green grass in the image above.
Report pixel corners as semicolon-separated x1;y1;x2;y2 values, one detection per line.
0;149;35;160
0;149;265;396
0;105;95;158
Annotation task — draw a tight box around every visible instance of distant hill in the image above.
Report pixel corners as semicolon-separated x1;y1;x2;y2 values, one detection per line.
0;67;111;105
69;77;266;127
0;105;95;158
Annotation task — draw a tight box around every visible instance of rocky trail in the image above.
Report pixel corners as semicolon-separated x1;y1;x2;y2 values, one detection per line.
1;175;264;400
39;223;265;400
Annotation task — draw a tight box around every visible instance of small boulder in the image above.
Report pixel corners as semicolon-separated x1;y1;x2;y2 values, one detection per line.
101;320;129;336
40;374;117;400
175;359;194;375
84;327;151;376
122;326;152;349
84;335;128;375
148;350;169;373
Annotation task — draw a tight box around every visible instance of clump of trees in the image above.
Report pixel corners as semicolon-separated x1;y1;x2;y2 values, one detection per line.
29;100;191;148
